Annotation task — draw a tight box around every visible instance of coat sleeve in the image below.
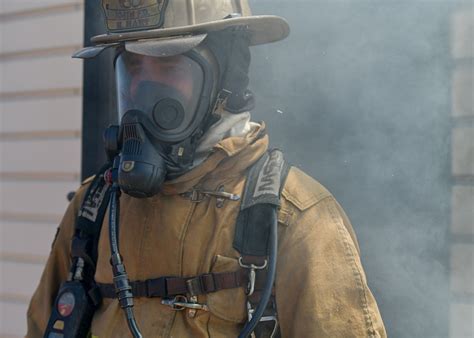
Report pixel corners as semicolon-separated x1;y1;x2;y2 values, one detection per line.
25;184;87;338
275;196;387;338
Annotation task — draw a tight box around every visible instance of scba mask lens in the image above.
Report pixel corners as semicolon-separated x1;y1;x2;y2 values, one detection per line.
112;50;215;198
116;52;205;142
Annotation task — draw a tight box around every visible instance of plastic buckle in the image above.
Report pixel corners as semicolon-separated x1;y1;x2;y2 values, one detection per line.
146;277;167;298
239;257;268;296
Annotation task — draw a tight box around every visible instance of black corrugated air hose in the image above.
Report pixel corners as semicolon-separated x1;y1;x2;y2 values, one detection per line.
109;178;143;338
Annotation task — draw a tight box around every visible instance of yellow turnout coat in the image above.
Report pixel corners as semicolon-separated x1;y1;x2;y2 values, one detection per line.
27;124;386;337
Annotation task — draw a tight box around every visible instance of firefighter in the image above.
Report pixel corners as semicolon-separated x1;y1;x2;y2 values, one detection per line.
27;1;387;337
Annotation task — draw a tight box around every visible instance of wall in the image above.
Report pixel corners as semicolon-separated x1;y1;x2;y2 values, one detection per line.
0;1;84;336
450;7;474;338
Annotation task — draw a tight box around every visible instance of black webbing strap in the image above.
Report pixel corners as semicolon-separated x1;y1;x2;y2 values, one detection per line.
71;163;111;277
97;268;269;299
233;149;289;338
76;164;111;235
233;149;290;256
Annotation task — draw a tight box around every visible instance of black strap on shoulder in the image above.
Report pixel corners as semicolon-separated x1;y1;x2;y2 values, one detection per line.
233;149;290;257
71;163;111;271
234;149;289;338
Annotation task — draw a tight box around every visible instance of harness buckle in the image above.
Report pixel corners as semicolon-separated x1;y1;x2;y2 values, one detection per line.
161;295;209;312
246;301;280;338
238;257;268;296
213;89;232;112
186;273;216;296
145;276;168;298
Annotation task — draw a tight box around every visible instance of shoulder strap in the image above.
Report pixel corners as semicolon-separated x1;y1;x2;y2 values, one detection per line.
233;149;290;257
233;149;289;338
71;163;111;272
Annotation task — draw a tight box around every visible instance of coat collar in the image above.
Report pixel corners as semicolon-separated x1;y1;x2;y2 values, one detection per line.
161;123;268;195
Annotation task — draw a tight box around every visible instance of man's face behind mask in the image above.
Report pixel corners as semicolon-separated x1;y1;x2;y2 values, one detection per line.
111;48;218;198
115;51;206;143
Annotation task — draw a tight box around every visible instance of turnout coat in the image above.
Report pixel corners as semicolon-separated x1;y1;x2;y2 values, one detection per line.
26;124;387;337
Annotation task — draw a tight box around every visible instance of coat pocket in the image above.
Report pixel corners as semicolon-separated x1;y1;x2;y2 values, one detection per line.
206;255;247;323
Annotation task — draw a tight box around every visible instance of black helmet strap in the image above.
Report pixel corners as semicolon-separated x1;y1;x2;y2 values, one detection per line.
206;27;255;114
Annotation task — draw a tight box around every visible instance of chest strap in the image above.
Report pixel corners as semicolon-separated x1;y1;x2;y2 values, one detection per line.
97;268;267;299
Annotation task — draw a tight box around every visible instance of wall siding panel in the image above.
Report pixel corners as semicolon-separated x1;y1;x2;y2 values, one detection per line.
0;97;82;133
450;303;474;338
0;0;80;14
0;181;78;215
0;262;44;298
451;186;474;235
452;64;474;117
0;139;81;172
451;9;474;60
0;302;29;336
450;244;474;295
0;221;58;257
0;55;82;93
1;10;83;54
450;7;474;338
0;2;84;335
452;127;474;177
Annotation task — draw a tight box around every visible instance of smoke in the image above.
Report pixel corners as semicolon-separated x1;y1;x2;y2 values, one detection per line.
248;1;467;337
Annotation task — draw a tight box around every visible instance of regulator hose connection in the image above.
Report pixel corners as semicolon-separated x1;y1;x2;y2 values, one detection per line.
108;157;143;338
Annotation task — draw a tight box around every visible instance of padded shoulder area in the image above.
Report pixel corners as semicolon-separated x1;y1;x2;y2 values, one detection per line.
282;167;332;211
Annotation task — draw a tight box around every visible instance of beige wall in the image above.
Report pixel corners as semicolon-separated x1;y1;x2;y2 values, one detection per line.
0;1;84;336
450;7;474;338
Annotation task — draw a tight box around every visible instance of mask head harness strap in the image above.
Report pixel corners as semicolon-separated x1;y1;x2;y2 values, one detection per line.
205;21;255;115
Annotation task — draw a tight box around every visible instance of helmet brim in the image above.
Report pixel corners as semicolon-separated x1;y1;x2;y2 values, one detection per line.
92;15;289;47
73;34;208;59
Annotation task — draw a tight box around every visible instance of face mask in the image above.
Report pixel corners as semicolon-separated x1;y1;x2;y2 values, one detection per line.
107;49;217;198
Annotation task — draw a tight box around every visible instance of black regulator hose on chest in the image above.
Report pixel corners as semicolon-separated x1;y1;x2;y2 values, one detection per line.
108;157;143;338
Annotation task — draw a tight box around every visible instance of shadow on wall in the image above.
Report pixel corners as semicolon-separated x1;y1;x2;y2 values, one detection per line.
249;1;460;337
